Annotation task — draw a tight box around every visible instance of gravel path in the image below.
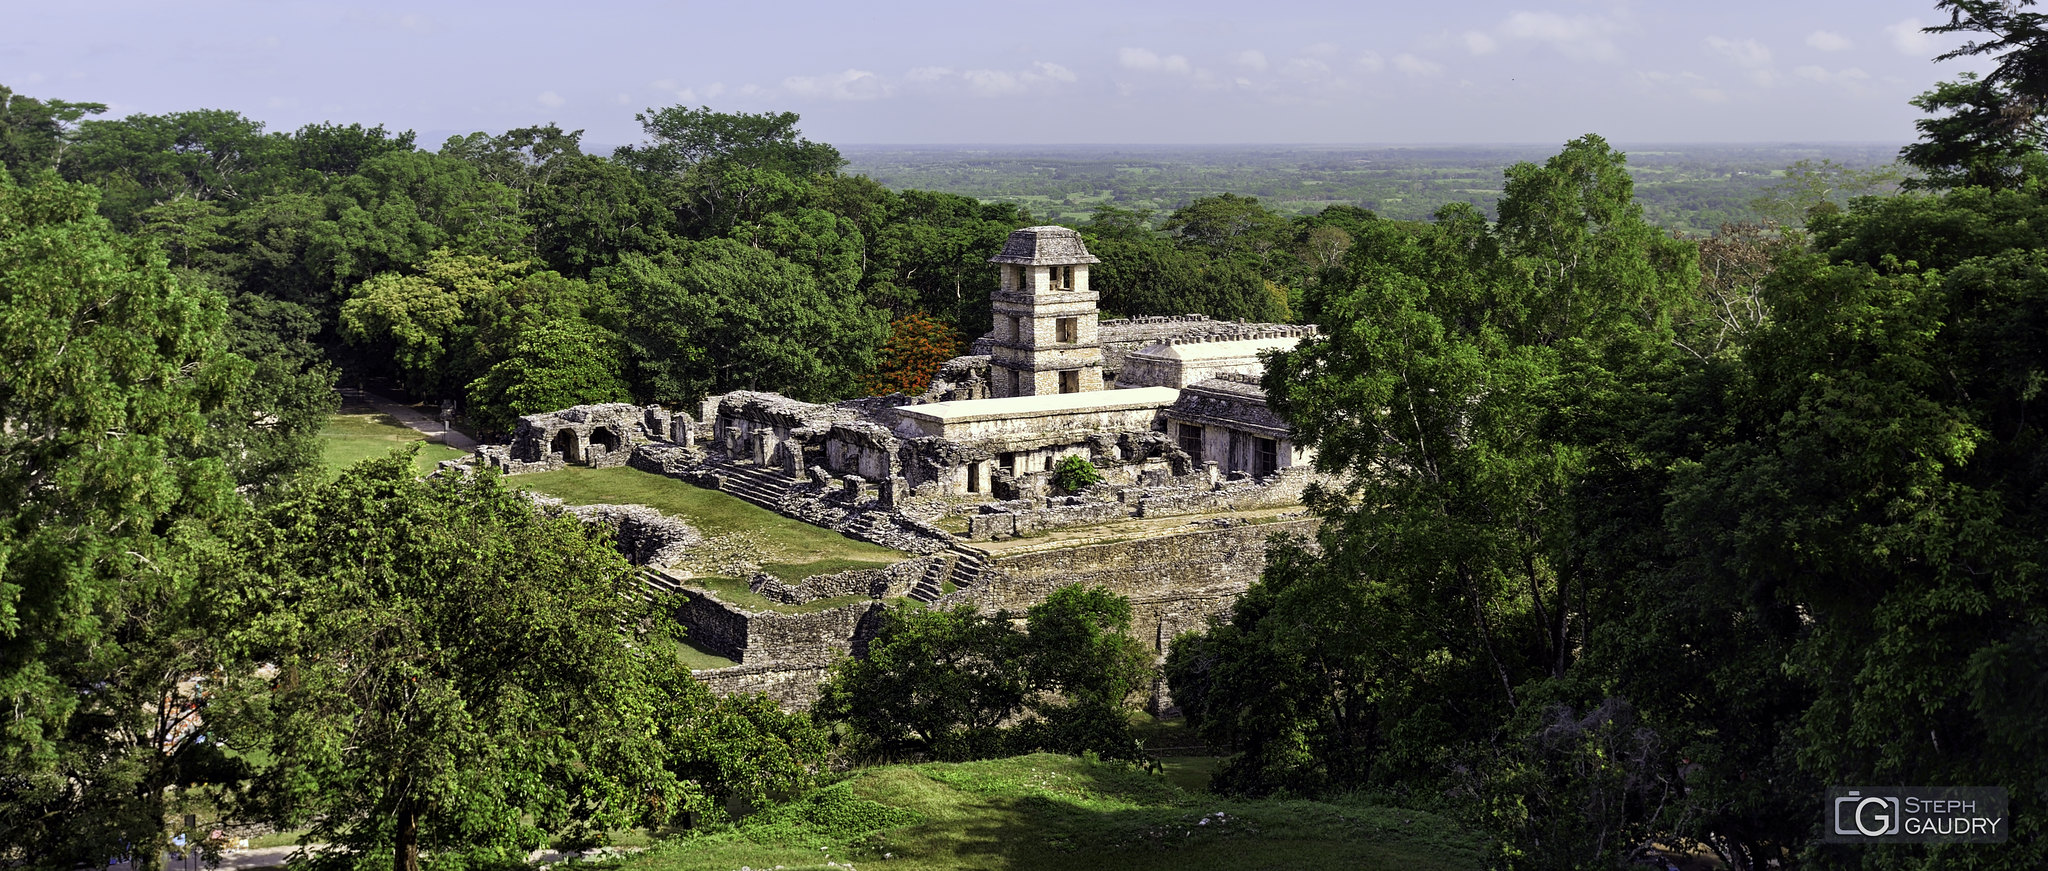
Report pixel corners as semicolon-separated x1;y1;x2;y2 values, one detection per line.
358;392;481;452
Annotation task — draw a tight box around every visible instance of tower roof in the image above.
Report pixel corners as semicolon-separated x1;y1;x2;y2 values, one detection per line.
987;225;1101;265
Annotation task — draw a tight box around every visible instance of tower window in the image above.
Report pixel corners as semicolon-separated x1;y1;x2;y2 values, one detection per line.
1057;317;1077;344
1060;370;1080;394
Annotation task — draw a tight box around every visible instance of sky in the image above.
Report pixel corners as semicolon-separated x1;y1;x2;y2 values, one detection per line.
2;0;2000;148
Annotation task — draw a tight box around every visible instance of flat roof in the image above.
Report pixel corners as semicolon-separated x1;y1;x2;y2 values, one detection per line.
1129;335;1303;362
896;386;1181;424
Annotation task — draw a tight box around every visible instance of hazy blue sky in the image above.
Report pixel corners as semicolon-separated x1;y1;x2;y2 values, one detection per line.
4;1;1996;147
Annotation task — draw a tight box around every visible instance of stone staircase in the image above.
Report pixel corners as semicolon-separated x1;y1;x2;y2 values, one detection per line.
947;543;990;590
716;462;798;511
906;544;994;604
635;567;689;602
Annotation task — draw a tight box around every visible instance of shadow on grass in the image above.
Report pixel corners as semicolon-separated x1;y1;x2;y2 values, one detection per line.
632;754;1484;871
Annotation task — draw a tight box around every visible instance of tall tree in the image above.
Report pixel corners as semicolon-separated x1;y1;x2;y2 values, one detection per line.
225;457;699;871
0;173;243;867
0;84;105;181
607;237;885;404
1172;136;1697;863
615;107;841;235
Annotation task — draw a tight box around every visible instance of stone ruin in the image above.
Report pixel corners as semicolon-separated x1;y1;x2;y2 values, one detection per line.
470;403;692;474
444;225;1331;708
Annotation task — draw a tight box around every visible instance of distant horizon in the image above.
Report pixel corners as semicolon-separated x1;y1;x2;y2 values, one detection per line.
7;1;1990;147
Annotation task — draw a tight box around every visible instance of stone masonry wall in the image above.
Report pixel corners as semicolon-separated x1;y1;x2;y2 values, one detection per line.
748;557;938;605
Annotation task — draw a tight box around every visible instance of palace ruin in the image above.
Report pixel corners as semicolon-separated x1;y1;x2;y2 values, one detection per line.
460;225;1324;707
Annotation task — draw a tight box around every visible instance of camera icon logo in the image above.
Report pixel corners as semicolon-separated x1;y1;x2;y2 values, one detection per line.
1834;790;1901;837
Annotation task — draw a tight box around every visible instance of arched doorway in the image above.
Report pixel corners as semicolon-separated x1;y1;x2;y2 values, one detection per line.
550;429;576;462
589;426;622;457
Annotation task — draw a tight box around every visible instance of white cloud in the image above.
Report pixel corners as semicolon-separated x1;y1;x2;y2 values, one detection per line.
1806;30;1853;52
1393;53;1442;76
1234;49;1269;71
537;90;565;108
1463;31;1498;55
1498;11;1623;62
1886;18;1937;57
653;80;724;102
1281;57;1332;79
1120;47;1191;74
1706;36;1777;85
904;62;1076;97
1795;65;1872;93
1356;51;1385;73
1300;42;1340;58
1706;36;1771;68
1034;61;1077;83
782;68;888;101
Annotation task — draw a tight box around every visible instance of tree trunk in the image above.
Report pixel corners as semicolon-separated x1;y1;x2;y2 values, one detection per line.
395;800;420;871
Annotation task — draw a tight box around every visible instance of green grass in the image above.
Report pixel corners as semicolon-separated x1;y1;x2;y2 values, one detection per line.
319;412;467;477
510;465;904;570
673;636;740;670
625;753;1485;871
683;574;897;616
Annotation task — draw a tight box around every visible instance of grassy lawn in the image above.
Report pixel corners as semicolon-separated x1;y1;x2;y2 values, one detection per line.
625;753;1484;871
319;412;467;477
510;466;904;580
673;636;740;670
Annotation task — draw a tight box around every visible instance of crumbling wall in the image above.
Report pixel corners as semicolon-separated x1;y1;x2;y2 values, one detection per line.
1134;470;1314;518
527;495;704;567
691;663;836;708
748;557;938;605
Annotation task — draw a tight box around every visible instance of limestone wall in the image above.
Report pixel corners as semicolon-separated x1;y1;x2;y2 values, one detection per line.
1134;472;1313;519
691;663;836;708
748;557;937;605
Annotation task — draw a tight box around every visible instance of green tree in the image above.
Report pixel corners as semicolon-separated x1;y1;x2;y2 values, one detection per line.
307;149;530;292
607;237;885;404
1162;193;1287;262
1172;137;1696;860
814;605;1029;761
615;107;842;235
226;457;700;871
465;318;631;436
63;109;280;228
337;249;526;396
1900;74;2047;190
1750;158;1905;224
1049;455;1104;495
1020;585;1153;762
0;173;243;867
0;84;105;180
1665;189;2048;868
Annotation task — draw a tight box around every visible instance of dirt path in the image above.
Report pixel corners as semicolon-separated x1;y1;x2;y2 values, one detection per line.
357;392;481;452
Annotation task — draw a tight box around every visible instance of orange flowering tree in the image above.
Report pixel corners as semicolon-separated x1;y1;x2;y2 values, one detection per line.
864;311;960;396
